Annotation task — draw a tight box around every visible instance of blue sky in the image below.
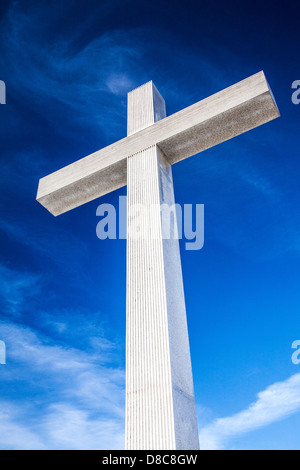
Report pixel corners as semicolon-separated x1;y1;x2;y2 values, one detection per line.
0;0;299;450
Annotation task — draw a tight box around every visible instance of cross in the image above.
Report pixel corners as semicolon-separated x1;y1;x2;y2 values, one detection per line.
37;72;279;450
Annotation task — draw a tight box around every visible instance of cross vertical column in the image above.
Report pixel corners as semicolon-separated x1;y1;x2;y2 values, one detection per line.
126;82;199;450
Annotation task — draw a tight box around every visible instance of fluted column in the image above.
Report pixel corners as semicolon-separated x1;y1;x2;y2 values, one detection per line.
125;82;199;450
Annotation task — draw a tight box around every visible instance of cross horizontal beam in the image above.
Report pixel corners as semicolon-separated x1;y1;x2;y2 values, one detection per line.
37;71;279;216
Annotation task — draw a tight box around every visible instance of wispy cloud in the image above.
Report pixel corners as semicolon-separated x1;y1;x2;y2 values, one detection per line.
0;405;47;450
0;0;238;139
0;258;125;449
0;401;124;450
1;320;125;412
0;263;40;318
0;2;143;137
199;374;300;450
0;320;125;449
42;404;124;450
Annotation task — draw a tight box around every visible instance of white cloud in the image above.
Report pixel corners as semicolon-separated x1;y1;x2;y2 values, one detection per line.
1;321;125;412
0;257;125;450
106;73;135;96
0;401;124;450
0;405;47;450
0;320;125;449
199;373;300;450
43;404;124;450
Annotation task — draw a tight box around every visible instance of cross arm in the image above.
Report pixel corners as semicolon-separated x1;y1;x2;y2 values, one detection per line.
37;71;279;216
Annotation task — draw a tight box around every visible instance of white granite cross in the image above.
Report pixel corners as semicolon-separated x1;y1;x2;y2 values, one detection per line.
37;72;279;450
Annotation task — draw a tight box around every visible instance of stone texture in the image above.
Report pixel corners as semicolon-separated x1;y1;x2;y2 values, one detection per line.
36;71;279;216
126;82;199;449
36;72;280;450
127;81;166;135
